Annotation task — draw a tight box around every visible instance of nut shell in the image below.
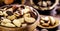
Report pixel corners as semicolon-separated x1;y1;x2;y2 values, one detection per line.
7;15;16;20
25;17;35;23
13;19;21;27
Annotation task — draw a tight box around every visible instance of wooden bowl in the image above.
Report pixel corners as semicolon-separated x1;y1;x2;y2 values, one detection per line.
30;0;59;11
0;5;40;31
38;17;59;29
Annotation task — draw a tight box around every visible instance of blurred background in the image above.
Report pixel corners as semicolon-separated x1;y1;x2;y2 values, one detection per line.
0;0;60;16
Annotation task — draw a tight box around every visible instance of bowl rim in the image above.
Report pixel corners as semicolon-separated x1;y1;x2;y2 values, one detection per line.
0;4;40;28
38;16;59;29
30;0;59;10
